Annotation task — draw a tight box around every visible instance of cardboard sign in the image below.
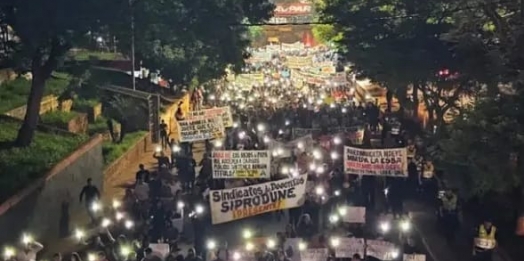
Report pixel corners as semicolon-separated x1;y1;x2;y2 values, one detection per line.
212;150;271;179
186;106;234;127
292;128;322;139
284;238;302;261
149;243;169;259
334;237;365;258
366;240;396;260
344;147;408;176
403;254;426;261
274;3;313;16
300;249;328;261
209;175;308;224
286;56;313;69
177;117;224;142
341;206;366;223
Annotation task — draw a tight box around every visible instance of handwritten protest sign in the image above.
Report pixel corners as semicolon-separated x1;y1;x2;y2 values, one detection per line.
212;150;271;179
344;147;408;176
209;175;308;224
284;238;302;261
186;106;234;127
366;240;397;260
334;237;365;258
341;206;366;223
149;243;169;259
177;117;224;142
286;56;313;69
403;254;426;261
292;128;321;139
300;249;328;261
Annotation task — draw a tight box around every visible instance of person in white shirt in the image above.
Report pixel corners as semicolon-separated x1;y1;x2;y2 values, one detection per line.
134;179;150;202
16;241;44;261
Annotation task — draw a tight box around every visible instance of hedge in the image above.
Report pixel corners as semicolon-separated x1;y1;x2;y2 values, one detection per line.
40;111;79;127
0;73;71;113
72;98;100;112
102;131;147;165
0;119;88;202
88;116;110;135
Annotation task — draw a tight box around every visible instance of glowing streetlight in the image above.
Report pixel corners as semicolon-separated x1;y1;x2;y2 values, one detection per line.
333;136;342;145
115;212;124;221
338;206;347;216
177;201;185;209
400;220;411;232
313;149;322;160
257;124;265;132
330;152;339;160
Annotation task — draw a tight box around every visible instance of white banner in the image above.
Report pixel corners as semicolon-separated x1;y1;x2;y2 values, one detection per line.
334;238;365;258
209;175;308;224
286;56;313;69
212;150;271;179
149;243;169;259
366;240;397;260
300;249;328;261
403;254;426;261
186;106;234;127
341;206;366;223
344;147;408;176
177;117;224;142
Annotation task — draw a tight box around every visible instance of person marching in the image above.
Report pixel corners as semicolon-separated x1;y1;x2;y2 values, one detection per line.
473;218;497;261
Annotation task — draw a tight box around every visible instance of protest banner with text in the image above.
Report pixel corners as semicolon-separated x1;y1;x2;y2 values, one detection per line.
341;206;366;223
366;240;397;260
344;147;408;177
187;106;234;127
209;175;308;224
212;150;271;179
403;254;426;261
334;238;365;258
300;249;328;261
286;56;313;69
177;117;224;142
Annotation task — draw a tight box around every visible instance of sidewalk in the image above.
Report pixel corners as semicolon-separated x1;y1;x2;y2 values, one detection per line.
406;201;510;261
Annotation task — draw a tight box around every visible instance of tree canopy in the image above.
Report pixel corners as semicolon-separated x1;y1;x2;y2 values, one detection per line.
318;0;524;198
106;0;274;86
0;0;274;146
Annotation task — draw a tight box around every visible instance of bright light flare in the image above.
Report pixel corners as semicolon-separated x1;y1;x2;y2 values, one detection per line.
330;237;340;247
315;186;324;195
380;221;391;233
195;204;204;214
207;240;216;250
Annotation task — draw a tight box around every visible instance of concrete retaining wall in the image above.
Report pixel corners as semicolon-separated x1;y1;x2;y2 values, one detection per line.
0;135;104;244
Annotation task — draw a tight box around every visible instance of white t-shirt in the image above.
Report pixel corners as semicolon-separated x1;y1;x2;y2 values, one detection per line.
16;243;44;261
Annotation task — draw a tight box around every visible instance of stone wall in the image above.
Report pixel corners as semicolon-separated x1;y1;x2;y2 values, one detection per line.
0;135;104;244
103;133;151;193
4;95;59;119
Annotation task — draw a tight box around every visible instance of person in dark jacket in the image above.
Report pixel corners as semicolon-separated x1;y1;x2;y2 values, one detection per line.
79;178;100;223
